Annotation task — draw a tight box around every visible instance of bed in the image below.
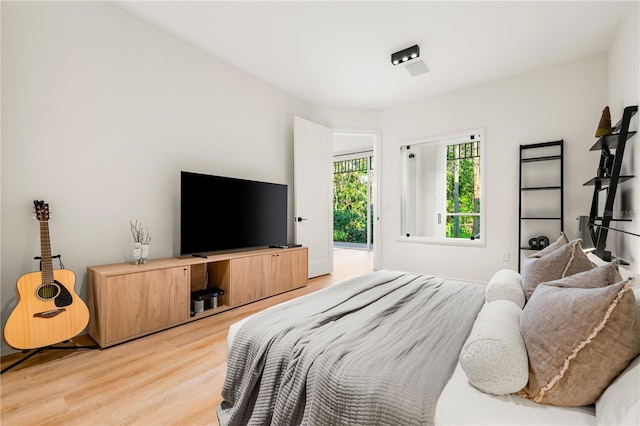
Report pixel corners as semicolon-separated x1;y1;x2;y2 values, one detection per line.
218;243;640;426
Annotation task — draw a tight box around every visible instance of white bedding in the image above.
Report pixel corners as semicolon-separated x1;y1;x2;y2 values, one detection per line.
435;362;595;425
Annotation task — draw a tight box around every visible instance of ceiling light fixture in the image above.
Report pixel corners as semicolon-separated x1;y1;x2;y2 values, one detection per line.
391;45;420;66
391;44;429;76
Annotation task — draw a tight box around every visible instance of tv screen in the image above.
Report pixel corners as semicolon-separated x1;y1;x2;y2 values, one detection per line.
180;171;288;255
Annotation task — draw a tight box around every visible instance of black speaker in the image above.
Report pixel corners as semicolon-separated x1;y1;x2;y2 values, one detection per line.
537;236;549;249
529;236;549;250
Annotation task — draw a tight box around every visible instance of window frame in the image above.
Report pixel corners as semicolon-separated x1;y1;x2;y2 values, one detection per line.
399;128;486;247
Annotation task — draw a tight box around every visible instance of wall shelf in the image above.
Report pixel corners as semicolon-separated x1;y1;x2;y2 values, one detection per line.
518;140;564;271
585;105;637;261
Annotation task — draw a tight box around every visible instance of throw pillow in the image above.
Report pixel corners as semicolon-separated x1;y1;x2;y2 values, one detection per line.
518;279;640;407
460;300;529;395
541;262;622;290
521;239;594;300
485;269;525;308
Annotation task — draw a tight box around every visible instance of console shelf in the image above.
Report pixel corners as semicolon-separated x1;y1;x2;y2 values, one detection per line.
87;246;308;348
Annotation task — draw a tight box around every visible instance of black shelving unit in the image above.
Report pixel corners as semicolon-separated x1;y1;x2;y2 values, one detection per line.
584;105;637;261
518;140;564;270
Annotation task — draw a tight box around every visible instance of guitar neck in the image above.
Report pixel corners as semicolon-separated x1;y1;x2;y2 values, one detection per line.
40;221;55;284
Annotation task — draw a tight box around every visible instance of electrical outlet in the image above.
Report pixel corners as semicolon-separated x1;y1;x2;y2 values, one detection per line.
501;251;509;262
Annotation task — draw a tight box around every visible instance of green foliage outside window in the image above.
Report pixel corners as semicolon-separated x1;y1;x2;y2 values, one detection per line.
446;142;481;239
333;168;370;243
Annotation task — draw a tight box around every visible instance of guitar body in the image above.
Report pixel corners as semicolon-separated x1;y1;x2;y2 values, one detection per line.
4;268;89;350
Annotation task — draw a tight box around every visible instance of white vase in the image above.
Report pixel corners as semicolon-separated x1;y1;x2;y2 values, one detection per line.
141;244;149;264
133;242;142;264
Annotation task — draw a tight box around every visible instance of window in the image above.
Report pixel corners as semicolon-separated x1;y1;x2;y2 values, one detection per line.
400;129;485;245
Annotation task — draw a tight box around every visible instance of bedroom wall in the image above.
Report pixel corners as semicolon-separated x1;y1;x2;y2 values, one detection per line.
608;3;639;272
1;2;633;359
308;106;381;130
378;53;610;282
0;1;311;355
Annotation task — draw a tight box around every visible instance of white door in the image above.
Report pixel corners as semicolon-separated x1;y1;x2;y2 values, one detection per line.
294;116;333;278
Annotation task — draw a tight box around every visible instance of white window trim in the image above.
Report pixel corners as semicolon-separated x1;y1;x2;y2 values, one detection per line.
398;128;486;247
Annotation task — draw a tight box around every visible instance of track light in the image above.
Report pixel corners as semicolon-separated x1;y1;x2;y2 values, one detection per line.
391;45;420;66
391;44;428;76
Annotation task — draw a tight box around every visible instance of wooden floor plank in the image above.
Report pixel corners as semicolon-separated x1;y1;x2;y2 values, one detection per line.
1;249;373;426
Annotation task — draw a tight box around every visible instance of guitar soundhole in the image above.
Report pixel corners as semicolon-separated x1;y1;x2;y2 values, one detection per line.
37;283;60;300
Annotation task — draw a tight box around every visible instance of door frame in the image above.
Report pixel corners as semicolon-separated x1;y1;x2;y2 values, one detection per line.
332;128;381;270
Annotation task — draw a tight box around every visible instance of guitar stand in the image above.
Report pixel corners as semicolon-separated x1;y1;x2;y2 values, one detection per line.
1;341;97;375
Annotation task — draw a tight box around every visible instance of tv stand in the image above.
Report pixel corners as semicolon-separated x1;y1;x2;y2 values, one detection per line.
87;246;308;348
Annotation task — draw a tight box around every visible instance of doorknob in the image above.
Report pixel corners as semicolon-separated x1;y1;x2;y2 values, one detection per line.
295;217;308;222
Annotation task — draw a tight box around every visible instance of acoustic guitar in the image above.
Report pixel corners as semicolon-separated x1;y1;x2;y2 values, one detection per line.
4;201;89;350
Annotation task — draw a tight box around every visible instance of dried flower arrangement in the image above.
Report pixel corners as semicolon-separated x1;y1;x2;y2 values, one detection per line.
130;220;151;245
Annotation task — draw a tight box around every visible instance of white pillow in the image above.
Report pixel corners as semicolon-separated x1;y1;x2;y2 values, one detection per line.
596;355;640;425
485;269;525;308
460;300;529;395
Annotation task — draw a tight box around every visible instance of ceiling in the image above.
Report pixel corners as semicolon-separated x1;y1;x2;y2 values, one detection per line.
114;1;633;110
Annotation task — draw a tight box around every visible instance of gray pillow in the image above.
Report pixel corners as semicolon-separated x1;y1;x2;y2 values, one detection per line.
541;262;623;290
518;279;640;406
521;239;594;300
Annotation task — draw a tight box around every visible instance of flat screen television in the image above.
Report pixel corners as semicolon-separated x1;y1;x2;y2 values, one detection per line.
180;171;288;255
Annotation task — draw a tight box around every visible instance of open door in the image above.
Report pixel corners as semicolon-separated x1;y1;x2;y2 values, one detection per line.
294;117;333;278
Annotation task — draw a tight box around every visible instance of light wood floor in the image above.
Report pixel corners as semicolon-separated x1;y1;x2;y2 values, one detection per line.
1;249;373;426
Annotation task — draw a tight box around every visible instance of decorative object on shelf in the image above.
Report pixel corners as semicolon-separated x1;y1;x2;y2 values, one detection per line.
133;242;142;264
130;220;151;265
537;236;549;249
528;236;549;250
141;244;149;264
575;216;596;252
595;106;612;137
600;150;615;178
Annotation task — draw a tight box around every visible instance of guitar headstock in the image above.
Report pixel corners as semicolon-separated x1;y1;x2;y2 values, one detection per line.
34;200;50;222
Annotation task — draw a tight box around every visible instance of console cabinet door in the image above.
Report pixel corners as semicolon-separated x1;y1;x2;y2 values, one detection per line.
103;266;190;344
229;255;270;306
271;249;308;294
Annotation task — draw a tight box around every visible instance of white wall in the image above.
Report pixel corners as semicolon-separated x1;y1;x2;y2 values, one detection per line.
308;106;380;131
0;1;311;355
378;53;610;281
2;2;635;358
608;3;639;270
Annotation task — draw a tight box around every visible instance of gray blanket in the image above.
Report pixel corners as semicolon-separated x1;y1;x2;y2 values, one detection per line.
218;270;485;426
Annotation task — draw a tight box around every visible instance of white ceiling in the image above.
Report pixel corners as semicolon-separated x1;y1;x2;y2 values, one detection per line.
114;1;633;110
